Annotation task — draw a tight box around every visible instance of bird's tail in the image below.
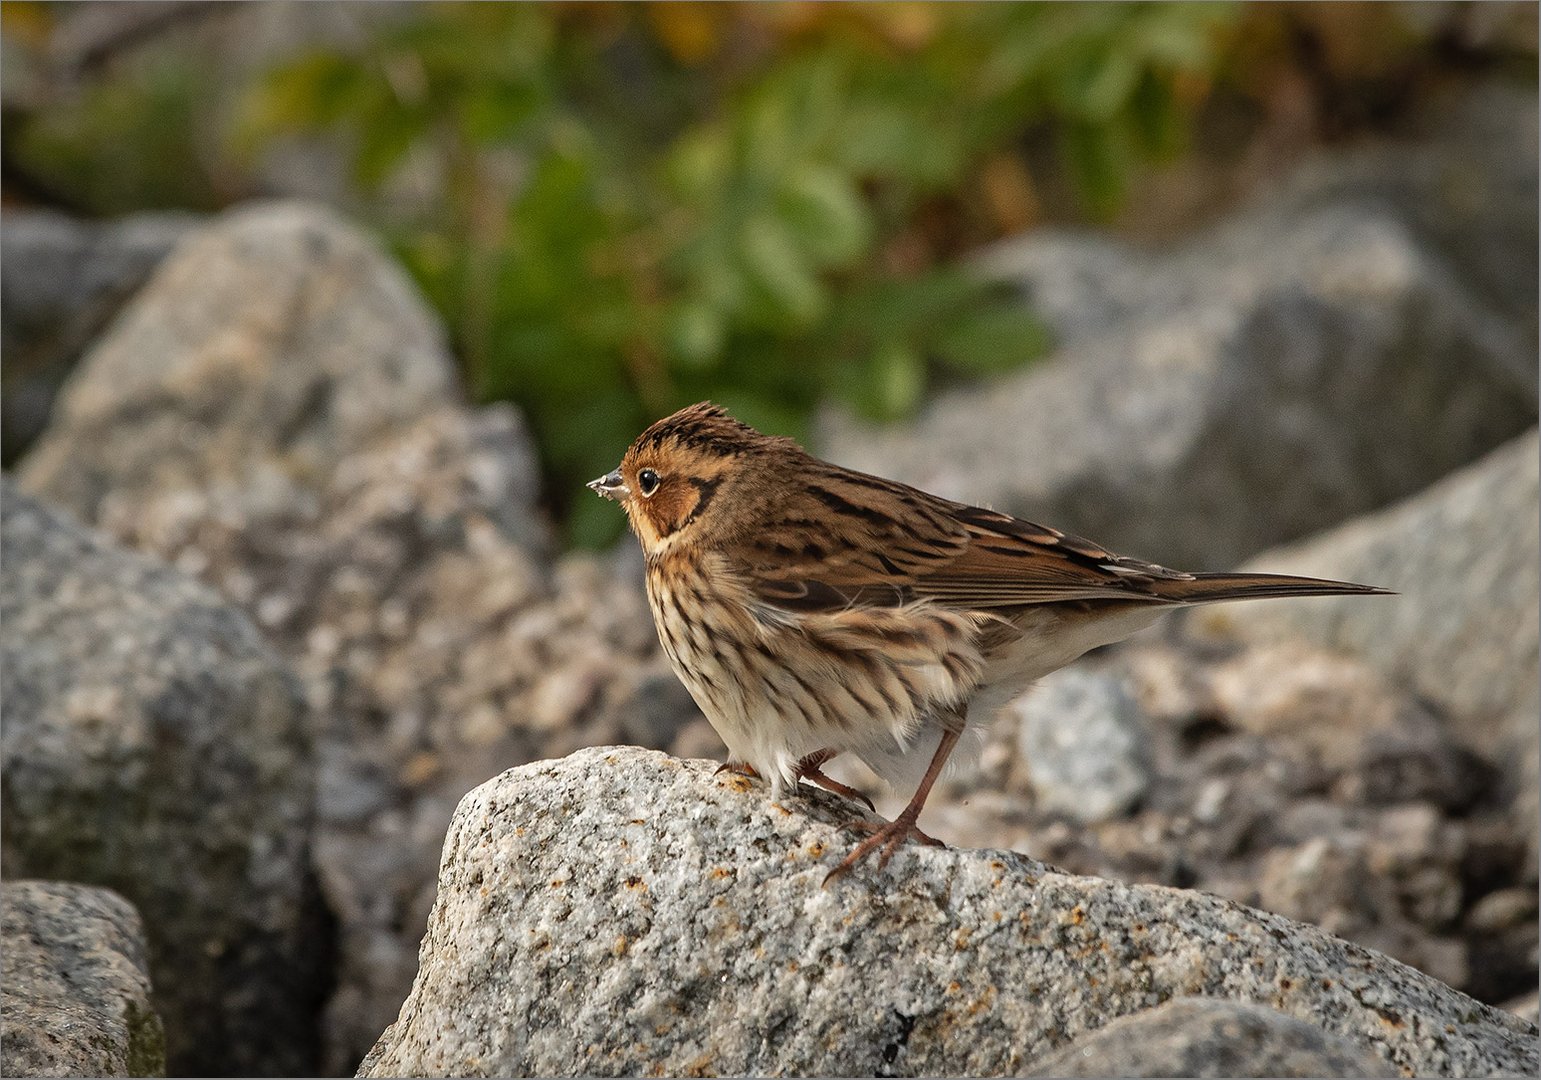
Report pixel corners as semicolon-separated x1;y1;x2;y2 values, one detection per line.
1147;571;1393;605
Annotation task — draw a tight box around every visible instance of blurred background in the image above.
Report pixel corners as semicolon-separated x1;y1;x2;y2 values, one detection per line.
1;3;1537;1078
4;0;1534;544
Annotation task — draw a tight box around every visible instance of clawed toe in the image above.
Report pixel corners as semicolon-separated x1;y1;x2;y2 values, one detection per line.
714;761;760;779
839;817;943;847
823;815;942;885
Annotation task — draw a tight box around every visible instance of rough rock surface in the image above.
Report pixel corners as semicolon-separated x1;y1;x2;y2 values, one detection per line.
359;748;1537;1078
0;209;196;463
819;87;1537;569
842;636;1534;1010
2;881;166;1078
0;482;329;1076
71;405;674;1072
11;200;689;1073
1022;997;1395;1078
18;200;458;523
1198;429;1540;870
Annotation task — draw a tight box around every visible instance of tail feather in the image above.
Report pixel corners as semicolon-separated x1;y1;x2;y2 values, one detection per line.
1148;571;1393;605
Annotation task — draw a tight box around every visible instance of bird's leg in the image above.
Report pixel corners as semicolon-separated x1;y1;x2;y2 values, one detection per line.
793;748;875;811
824;727;960;885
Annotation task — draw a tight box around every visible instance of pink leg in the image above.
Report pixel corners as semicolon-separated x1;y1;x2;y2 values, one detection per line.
824;728;959;884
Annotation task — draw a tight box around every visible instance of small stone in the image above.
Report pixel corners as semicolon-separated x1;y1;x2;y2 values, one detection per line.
1467;887;1540;935
2;881;167;1078
1013;669;1151;824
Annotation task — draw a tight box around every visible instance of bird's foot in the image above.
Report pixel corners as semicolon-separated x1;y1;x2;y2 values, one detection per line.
823;812;943;885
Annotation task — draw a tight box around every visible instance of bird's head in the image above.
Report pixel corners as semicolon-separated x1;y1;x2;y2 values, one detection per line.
588;402;793;557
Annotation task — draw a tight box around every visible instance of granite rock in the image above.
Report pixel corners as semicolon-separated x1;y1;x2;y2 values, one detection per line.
1272;79;1539;346
819;86;1537;569
1;881;166;1078
18;200;458;523
1022;997;1395;1078
0;483;328;1076
359;747;1537;1078
1198;429;1540;870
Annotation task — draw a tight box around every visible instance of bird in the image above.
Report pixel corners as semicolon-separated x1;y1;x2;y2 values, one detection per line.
588;401;1389;883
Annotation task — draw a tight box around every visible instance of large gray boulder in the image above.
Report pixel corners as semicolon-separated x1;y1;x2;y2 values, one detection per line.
359;748;1536;1078
819;85;1537;570
1022;997;1394;1078
6;200;689;1070
1271;80;1538;345
17;200;458;523
8;199;570;1072
68;402;669;1073
1196;429;1540;869
1;881;166;1078
0;482;328;1076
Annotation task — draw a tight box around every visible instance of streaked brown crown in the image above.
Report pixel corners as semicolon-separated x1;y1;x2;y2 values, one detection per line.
629;402;786;458
617;402;790;553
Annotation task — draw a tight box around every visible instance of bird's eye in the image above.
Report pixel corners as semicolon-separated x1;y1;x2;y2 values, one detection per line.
637;468;661;497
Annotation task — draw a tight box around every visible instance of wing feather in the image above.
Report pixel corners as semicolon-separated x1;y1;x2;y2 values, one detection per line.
730;463;1189;614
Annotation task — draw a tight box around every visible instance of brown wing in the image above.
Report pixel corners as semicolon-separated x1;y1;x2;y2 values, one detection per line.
733;460;1192;615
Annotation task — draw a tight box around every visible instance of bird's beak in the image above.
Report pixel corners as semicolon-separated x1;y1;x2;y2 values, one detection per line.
587;469;629;502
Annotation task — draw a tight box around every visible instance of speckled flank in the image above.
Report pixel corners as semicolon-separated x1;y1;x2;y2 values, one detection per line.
647;551;986;794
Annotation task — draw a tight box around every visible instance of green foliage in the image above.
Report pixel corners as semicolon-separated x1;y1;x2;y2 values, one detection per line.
239;2;1240;546
9;2;1242;547
11;53;224;213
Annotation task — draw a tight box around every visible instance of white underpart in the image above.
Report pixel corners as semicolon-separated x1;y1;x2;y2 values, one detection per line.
855;603;1168;792
648;554;1171;799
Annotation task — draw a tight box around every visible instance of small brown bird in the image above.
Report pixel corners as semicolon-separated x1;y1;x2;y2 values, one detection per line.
590;402;1388;882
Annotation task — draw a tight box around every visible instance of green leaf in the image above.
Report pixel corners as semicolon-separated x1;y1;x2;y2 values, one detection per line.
1060;121;1130;220
253;52;370;132
1077;52;1143;124
460;80;545;144
934;303;1051;374
665;302;726;369
736;214;825;328
352;111;426;189
664;128;730;199
849;339;925;422
1136;4;1235;70
1128;72;1185;159
775;166;871;267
